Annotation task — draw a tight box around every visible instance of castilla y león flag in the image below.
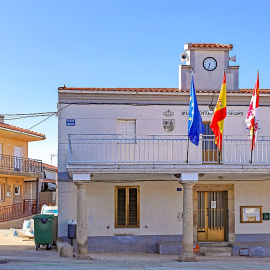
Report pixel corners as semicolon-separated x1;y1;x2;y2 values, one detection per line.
210;72;227;151
245;72;259;150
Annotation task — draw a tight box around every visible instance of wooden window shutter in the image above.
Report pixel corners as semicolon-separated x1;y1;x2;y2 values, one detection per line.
117;188;126;226
128;188;138;226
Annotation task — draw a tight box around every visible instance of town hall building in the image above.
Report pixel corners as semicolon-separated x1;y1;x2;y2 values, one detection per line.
57;43;270;260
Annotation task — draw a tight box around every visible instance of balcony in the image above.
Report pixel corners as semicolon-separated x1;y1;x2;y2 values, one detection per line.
66;134;270;174
0;199;55;223
0;154;42;175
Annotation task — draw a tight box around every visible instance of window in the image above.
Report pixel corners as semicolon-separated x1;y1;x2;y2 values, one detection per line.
202;122;220;162
14;185;21;196
0;183;4;201
115;186;140;228
14;146;23;171
0;143;2;166
117;120;136;143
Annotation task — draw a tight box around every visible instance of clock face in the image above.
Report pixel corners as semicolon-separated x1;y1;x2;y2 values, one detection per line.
203;57;217;71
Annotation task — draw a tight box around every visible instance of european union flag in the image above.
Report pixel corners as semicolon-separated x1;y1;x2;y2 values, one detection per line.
188;74;205;146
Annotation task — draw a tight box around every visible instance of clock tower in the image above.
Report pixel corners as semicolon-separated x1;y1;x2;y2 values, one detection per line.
179;43;239;91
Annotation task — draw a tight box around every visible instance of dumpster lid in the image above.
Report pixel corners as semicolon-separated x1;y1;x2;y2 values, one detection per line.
68;220;77;225
41;205;58;216
33;214;54;220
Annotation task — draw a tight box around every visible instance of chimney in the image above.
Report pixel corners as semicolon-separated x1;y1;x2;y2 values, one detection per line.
0;115;4;123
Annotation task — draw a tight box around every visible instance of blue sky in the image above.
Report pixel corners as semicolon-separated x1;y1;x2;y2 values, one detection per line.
0;0;269;166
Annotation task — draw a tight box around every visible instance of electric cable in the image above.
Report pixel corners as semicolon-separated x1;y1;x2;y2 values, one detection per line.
0;105;70;142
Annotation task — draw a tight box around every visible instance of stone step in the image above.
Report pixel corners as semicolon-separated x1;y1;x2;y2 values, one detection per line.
198;242;231;247
158;242;233;256
200;246;233;254
204;252;232;257
158;243;182;255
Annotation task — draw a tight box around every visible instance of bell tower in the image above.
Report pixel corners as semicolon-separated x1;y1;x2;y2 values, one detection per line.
179;43;239;91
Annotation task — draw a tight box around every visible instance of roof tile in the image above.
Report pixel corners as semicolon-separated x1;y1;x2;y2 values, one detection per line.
0;122;46;139
186;43;233;49
58;87;270;94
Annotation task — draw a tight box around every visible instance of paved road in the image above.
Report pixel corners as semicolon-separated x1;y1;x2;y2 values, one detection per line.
1;230;270;269
2;255;270;270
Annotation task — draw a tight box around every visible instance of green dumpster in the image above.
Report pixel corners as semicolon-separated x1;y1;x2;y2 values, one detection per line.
33;214;58;251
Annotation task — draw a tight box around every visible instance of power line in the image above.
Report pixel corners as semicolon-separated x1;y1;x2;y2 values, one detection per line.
0;105;70;142
1;112;56;121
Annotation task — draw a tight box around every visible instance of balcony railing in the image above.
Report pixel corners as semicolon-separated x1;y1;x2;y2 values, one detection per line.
0;154;42;173
0;199;55;223
68;134;270;165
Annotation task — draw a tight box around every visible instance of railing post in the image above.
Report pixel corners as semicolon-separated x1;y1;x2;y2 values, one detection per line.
152;135;155;164
186;136;189;164
68;135;71;162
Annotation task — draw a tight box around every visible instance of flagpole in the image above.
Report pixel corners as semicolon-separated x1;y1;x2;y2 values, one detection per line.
186;136;190;163
187;68;193;164
250;127;254;164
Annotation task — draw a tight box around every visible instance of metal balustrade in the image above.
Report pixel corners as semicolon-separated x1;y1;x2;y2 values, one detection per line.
0;154;42;173
68;134;270;165
0;199;55;222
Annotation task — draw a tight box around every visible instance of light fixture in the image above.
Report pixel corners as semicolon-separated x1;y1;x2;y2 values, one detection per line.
209;104;215;111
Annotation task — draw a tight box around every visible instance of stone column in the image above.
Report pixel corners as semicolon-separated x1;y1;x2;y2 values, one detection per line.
178;173;198;262
73;174;91;259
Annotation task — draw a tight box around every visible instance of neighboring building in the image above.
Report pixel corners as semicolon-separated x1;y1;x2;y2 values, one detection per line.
57;43;270;259
0;117;45;223
39;163;58;204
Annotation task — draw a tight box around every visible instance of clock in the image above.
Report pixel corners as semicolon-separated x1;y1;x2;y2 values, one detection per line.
203;57;217;71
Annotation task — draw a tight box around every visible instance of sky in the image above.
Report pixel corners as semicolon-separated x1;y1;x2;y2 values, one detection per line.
0;0;269;166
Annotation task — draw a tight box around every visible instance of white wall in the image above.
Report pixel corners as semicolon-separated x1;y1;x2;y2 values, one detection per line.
235;180;270;234
58;180;183;237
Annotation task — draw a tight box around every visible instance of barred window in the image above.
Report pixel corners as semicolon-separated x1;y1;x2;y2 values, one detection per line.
117;120;136;144
115;186;140;228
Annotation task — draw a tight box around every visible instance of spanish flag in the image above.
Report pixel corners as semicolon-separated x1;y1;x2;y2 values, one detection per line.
210;72;227;151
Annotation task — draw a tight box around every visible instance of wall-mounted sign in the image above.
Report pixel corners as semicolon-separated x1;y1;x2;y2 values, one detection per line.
211;201;217;209
177;188;182;191
66;119;75;126
177;212;183;221
181;110;243;117
240;206;262;223
263;213;270;221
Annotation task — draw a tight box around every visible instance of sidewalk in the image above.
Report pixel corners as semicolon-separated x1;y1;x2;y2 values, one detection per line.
1;229;270;269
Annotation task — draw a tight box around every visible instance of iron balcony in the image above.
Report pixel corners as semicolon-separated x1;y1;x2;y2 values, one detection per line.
67;134;270;166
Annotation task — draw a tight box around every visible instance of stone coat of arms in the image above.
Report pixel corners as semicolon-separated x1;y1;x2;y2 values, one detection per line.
163;119;175;132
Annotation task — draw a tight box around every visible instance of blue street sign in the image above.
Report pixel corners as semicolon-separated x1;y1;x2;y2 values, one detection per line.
66;119;75;126
177;188;182;191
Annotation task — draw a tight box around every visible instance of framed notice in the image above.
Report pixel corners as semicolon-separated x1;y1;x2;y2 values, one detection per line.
240;206;262;223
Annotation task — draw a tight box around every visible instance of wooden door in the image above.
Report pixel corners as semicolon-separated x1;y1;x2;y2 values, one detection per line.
197;191;226;242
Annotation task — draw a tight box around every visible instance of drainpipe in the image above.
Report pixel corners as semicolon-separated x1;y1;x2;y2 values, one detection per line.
36;178;39;214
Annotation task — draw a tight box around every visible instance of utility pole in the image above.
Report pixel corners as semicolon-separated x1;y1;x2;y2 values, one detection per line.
51;154;57;165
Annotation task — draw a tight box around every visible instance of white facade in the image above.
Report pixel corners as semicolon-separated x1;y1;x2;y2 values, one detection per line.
58;43;270;254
